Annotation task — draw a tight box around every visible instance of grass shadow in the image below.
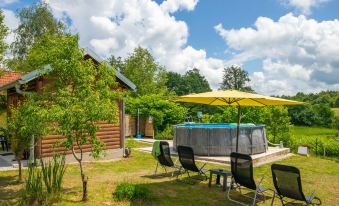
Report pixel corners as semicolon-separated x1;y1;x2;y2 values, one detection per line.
0;174;22;205
127;178;277;206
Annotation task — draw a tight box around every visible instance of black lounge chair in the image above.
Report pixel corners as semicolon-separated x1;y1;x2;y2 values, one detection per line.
177;145;208;182
154;141;181;177
227;152;274;206
271;164;321;206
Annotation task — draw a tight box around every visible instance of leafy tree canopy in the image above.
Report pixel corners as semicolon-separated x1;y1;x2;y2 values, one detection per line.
118;47;167;96
167;68;211;95
8;96;48;181
22;33;120;201
10;3;65;70
220;65;253;92
126;94;187;132
0;10;8;67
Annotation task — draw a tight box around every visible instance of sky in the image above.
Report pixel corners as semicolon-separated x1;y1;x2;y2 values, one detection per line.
1;0;339;95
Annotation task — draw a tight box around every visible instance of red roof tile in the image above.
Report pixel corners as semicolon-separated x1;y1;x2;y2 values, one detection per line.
0;71;23;87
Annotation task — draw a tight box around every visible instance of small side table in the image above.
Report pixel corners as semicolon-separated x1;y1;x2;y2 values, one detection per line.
208;169;232;191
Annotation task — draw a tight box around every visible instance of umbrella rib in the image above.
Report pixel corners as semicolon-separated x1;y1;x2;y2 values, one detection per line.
249;98;268;106
208;98;219;105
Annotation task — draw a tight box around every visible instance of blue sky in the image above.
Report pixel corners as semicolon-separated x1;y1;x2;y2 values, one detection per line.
1;0;339;95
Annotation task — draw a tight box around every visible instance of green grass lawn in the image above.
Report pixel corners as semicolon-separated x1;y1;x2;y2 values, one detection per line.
1;144;339;206
291;125;338;138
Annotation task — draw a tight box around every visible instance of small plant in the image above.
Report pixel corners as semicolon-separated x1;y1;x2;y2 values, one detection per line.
155;125;174;140
40;155;66;202
21;155;66;205
21;165;45;205
113;182;151;201
125;137;137;148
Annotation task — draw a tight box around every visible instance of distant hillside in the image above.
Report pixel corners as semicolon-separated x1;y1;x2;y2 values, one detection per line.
280;90;339;108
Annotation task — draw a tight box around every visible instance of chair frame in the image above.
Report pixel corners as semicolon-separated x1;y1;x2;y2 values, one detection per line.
271;164;322;206
154;141;181;177
227;152;275;206
177;145;208;183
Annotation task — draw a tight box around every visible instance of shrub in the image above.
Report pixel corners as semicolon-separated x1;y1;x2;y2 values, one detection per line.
289;135;339;157
125;137;137;148
155;125;174;140
113;182;151;201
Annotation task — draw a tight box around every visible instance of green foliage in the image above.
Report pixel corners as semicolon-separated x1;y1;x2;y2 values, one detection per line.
0;94;6;110
280;91;338;128
125;137;137;148
290;126;339;157
126;94;187;132
113;182;151;201
335;97;339;107
155;125;174;140
7;96;48;180
108;55;123;70
20;34;121;201
166;68;211;95
220;65;253;92
263;106;291;144
0;9;8;66
120;47;167;96
288;104;335;128
10;3;65;65
284;91;339;107
21;156;66;206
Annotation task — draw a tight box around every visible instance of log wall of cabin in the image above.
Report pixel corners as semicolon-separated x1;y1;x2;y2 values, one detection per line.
7;76;124;158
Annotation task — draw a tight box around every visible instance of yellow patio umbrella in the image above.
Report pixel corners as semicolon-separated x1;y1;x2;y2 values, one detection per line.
175;89;304;153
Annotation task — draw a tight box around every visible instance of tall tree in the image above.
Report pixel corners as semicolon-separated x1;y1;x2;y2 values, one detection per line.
121;47;167;96
10;3;65;70
108;55;123;71
0;10;8;67
220;65;253;92
263;106;291;144
166;68;211;95
22;34;120;201
166;71;183;94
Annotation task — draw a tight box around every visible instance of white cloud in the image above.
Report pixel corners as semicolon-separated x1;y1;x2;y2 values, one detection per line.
3;9;19;44
0;0;18;5
160;0;198;13
280;0;330;15
215;13;339;95
46;0;224;89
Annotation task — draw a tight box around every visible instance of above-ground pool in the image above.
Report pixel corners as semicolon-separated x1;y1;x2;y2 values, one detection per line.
173;123;267;156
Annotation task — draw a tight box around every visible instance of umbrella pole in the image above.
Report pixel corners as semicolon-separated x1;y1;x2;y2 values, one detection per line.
236;105;241;153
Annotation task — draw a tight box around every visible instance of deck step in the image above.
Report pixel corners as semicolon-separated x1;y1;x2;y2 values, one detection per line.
136;146;292;166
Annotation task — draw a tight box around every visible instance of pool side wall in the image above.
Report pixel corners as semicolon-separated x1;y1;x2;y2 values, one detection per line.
173;125;267;156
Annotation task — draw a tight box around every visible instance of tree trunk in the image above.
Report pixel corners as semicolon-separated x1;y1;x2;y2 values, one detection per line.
72;145;87;201
17;157;22;182
79;160;88;201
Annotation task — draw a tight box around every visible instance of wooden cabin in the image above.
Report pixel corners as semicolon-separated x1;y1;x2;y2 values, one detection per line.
0;48;136;159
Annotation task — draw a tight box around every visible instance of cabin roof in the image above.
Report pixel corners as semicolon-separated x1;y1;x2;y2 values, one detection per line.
0;48;136;91
0;71;23;87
